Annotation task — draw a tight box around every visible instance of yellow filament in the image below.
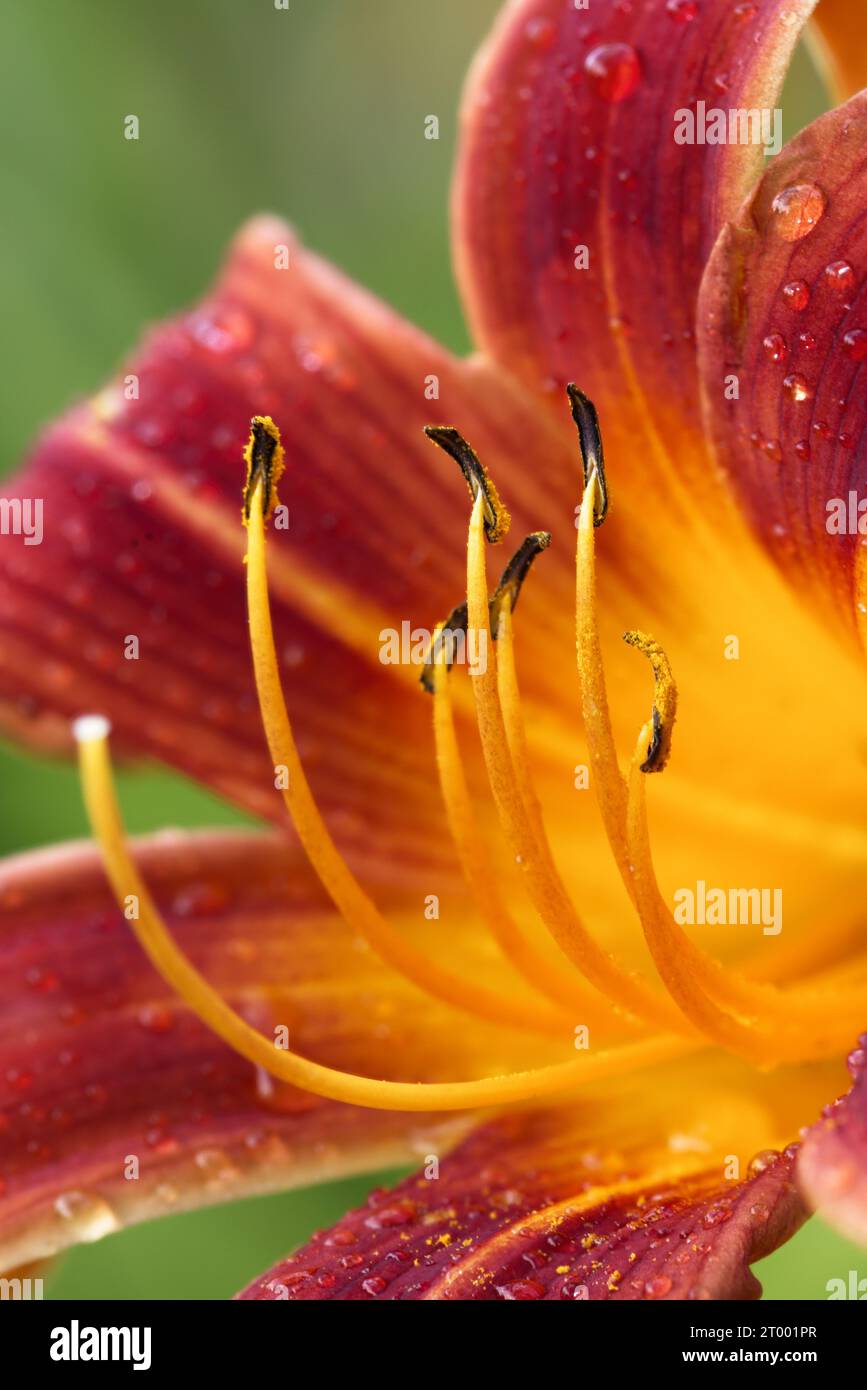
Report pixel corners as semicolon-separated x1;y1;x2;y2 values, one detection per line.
625;724;866;1051
430;627;615;1027
575;469;631;879
575;472;867;1040
76;727;689;1109
466;492;690;1035
245;482;571;1040
625;725;860;1062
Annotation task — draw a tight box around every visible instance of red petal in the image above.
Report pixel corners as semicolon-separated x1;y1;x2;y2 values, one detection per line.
237;1105;806;1301
698;91;867;633
799;1037;867;1247
454;0;813;510
0;216;578;850
0;831;491;1271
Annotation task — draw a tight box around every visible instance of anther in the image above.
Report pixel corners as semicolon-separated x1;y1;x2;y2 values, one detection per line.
567;384;608;526
489;531;551;637
421;532;551;692
242;415;285;526
622;630;677;773
424;425;511;543
420;602;469;694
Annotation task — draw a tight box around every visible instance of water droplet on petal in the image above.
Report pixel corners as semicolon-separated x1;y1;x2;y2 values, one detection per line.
584;43;642;103
54;1191;121;1242
498;1277;546;1300
782;279;810;311
747;1148;780;1176
783;372;813;402
194;1147;240;1185
361;1275;389;1297
171;881;229;917
136;1003;175;1035
525;16;556;48
843;328;867;361
702;1203;733;1228
824;260;855;293
190;305;255;356
762;438;782;463
770;184;826;242
666;0;698;21
762;332;788;363
643;1273;673;1299
847;1046;866;1076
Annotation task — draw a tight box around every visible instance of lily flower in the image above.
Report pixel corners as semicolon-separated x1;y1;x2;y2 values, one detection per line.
1;0;867;1301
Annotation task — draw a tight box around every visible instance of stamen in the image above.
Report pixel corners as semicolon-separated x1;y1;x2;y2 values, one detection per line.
625;718;867;1050
489;531;551;639
567;383;608;526
575;469;631;877
420;602;468;695
242;415;285;526
425;425;510;543
623;726;861;1063
465;488;691;1035
430;621;618;1027
622;631;677;773
244;451;575;1039
575;471;867;1049
74;715;689;1109
420;531;550;693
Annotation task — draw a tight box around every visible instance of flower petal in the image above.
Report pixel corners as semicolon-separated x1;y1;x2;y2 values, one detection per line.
0;216;578;852
0;829;529;1271
798;1038;867;1248
810;0;867;103
453;0;815;512
237;1094;809;1301
698;90;867;635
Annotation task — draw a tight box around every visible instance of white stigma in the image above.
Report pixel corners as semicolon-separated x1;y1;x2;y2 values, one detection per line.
72;714;112;744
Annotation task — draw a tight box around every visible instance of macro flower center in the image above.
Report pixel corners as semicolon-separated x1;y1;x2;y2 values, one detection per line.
72;405;866;1112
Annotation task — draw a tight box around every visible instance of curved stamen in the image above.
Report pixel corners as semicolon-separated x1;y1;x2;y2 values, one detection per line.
566;383;608;526
622;630;676;773
576;477;867;1045
575;469;631;879
489;531;551;638
463;488;690;1034
430;618;621;1028
74;718;689;1110
624;725;861;1062
424;425;510;543
244;474;575;1040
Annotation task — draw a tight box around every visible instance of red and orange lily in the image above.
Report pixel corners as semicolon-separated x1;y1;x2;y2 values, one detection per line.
1;0;867;1300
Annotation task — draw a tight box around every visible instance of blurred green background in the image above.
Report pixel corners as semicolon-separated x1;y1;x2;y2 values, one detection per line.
0;0;861;1299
